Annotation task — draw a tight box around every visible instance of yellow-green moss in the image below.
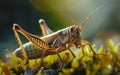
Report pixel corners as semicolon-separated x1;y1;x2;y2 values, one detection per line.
0;39;120;75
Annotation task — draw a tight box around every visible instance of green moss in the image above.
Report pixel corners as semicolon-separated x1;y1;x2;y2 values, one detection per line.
0;40;120;75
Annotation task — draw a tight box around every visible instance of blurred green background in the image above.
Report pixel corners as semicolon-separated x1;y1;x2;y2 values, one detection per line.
0;0;120;60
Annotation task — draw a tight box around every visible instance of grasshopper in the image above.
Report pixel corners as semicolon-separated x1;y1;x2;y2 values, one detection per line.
12;0;119;73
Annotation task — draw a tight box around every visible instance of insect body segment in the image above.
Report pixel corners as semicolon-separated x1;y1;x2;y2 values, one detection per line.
69;26;82;48
13;42;43;59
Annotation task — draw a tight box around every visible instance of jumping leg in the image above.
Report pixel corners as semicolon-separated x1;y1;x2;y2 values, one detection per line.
39;19;53;36
81;41;96;55
13;24;29;64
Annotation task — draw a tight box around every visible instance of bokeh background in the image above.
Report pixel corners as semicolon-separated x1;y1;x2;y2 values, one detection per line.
0;0;120;60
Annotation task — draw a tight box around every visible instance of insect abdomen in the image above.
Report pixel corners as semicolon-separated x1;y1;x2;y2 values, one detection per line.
13;42;43;59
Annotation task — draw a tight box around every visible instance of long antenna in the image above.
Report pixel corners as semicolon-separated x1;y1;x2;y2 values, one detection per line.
79;0;120;29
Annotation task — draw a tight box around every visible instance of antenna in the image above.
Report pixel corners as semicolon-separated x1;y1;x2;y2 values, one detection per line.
79;0;120;29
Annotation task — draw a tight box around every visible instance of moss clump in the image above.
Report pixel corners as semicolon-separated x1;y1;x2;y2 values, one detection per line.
0;39;120;75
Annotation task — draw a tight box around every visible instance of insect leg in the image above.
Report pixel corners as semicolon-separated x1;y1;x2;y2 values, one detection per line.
39;19;53;36
52;39;63;69
56;47;64;69
13;24;29;64
80;45;85;55
66;43;76;57
38;49;46;68
66;43;75;57
68;48;76;57
13;24;49;51
81;41;96;55
32;49;47;73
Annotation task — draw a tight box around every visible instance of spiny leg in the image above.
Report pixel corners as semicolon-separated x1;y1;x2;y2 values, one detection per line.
81;41;96;55
13;24;29;64
13;24;49;53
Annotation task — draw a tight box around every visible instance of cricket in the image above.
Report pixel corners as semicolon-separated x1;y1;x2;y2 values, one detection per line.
12;0;119;74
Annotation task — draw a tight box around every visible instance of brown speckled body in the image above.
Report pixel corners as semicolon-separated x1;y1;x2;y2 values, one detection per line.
13;25;81;59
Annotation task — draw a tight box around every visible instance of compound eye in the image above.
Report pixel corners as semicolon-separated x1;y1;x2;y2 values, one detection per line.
70;27;76;33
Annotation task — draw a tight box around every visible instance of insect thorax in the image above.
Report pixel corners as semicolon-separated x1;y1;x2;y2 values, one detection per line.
53;25;82;48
